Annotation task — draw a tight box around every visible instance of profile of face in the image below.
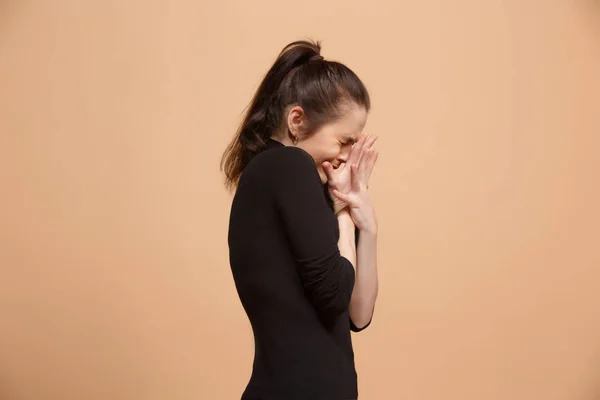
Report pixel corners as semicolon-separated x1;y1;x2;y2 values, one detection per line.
284;103;368;184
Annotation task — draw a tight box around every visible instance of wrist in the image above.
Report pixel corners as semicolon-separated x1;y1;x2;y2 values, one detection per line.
360;216;378;236
336;207;351;219
360;226;378;236
337;208;355;227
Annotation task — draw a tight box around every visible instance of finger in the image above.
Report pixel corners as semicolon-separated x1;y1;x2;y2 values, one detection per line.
365;149;379;182
357;135;376;165
357;148;374;175
322;161;335;179
346;136;364;165
332;189;349;202
347;135;367;165
353;135;370;164
332;189;356;207
350;163;361;190
364;135;378;150
356;148;377;189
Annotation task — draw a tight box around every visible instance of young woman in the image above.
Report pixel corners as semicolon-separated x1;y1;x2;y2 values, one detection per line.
221;39;379;400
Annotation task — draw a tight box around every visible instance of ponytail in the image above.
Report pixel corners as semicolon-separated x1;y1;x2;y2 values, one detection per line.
221;39;370;192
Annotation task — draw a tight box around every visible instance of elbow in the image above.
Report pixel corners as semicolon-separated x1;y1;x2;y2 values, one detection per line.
301;256;355;317
350;305;375;332
350;314;373;332
352;314;370;328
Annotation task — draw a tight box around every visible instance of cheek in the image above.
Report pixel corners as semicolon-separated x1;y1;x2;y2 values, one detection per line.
309;137;340;164
321;144;341;161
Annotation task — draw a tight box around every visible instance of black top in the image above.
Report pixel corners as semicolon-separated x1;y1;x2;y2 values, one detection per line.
227;138;371;400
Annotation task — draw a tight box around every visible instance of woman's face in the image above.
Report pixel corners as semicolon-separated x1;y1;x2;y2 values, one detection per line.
289;103;368;184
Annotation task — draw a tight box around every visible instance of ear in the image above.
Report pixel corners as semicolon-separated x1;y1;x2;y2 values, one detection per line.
286;105;306;143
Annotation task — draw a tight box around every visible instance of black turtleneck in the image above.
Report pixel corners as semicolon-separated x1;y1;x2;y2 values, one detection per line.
227;138;371;400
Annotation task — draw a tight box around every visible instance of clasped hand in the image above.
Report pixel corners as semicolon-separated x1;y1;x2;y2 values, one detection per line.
322;135;379;234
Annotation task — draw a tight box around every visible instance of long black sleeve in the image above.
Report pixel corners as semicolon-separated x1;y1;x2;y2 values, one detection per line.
270;147;355;318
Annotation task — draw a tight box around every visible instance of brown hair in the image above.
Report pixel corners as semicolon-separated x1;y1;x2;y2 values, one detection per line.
220;39;370;191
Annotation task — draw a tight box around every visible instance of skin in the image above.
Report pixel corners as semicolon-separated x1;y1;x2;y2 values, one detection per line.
272;103;368;183
271;102;379;329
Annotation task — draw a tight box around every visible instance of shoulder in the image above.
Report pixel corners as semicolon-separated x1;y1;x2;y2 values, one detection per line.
241;146;321;194
255;146;314;168
249;146;318;178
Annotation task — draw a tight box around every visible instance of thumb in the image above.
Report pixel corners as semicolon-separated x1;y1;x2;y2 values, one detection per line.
322;161;335;178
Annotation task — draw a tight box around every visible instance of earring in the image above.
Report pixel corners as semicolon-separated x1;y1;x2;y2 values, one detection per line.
292;136;298;145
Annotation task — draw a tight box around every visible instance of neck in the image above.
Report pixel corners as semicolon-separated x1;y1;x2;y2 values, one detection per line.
270;134;295;147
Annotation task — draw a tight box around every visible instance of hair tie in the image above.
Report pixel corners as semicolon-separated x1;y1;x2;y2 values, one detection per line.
309;54;324;62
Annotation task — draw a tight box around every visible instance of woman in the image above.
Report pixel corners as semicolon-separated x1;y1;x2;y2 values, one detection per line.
221;39;379;400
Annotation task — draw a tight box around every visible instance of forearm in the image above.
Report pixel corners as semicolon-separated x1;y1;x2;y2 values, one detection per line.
349;229;378;328
337;209;356;269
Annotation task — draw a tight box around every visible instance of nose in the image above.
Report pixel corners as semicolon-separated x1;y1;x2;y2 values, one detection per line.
337;146;351;163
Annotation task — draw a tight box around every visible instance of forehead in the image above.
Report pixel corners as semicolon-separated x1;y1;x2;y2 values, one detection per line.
329;105;368;139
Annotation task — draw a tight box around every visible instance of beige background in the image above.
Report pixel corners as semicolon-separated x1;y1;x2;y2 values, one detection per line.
1;1;599;399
